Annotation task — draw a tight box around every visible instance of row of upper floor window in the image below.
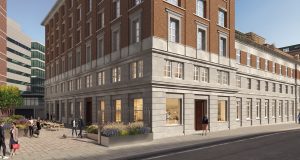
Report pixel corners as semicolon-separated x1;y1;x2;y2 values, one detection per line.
32;51;45;61
7;47;31;60
7;37;31;51
7;58;31;69
236;76;294;95
31;42;45;53
7;68;30;78
46;0;143;33
236;49;295;78
46;60;143;95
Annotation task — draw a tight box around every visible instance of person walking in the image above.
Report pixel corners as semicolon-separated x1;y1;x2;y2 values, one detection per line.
0;122;8;159
36;117;41;137
78;117;84;138
9;122;19;158
28;118;34;138
202;114;209;136
71;119;77;137
298;113;300;124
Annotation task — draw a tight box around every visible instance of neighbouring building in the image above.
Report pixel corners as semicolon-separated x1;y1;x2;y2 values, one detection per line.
0;0;7;85
16;42;46;118
42;0;298;139
280;44;300;57
7;18;31;92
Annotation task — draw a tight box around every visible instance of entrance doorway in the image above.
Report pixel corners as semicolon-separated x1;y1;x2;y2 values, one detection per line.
195;100;207;130
85;98;92;125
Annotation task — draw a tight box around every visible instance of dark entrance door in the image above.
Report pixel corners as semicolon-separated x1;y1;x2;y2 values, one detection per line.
195;100;207;131
85;98;92;125
56;103;60;121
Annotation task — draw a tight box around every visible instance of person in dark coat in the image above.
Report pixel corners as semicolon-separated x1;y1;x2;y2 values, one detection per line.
0;122;8;159
202;114;209;136
78;116;84;138
298;113;300;124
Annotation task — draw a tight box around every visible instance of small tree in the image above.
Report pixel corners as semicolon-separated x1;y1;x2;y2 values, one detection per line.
0;85;23;116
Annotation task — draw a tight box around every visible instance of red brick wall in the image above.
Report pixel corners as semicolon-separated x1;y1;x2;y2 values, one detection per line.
0;0;7;84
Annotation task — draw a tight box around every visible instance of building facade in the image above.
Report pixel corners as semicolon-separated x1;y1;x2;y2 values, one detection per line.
43;0;298;139
280;44;300;57
16;42;45;119
7;18;31;91
0;0;7;85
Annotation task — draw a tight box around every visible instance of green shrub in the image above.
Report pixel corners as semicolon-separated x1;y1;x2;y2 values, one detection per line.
85;125;98;134
101;122;151;137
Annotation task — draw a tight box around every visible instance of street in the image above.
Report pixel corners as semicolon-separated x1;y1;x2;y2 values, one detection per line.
141;130;300;160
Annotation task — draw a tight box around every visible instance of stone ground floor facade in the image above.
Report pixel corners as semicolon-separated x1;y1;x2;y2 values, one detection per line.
45;86;297;139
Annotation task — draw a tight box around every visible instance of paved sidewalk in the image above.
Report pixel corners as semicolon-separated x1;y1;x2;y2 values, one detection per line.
7;123;300;160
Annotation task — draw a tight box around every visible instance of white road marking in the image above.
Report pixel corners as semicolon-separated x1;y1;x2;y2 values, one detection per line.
142;131;288;160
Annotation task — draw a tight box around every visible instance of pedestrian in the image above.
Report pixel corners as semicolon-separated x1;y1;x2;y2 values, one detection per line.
71;119;77;137
28;118;34;137
298;113;300;124
202;114;209;136
78;116;84;138
0;122;8;159
36;117;41;138
46;113;49;120
9;122;19;158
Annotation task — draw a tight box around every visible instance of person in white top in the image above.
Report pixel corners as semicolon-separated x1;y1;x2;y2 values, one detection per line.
29;118;34;138
71;119;77;137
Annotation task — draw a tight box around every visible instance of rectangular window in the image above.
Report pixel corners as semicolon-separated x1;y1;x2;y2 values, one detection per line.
86;75;92;88
265;81;269;91
86;44;91;63
236;98;241;120
236;76;241;88
130;62;137;79
246;99;252;119
291;101;295;121
115;100;122;122
291;86;294;94
265;60;268;71
68;54;72;71
166;98;182;125
173;62;183;79
86;21;91;37
257;80;260;90
256;57;260;69
279;84;282;93
196;0;205;18
279;65;282;75
265;100;269;118
236;50;241;64
137;60;143;78
247;78;251;89
272;62;275;73
272;100;276;117
169;18;180;43
286;85;288;94
76;50;81;67
284;101;288;117
112;67;121;83
197;28;206;50
217;70;229;85
97;12;104;29
164;60;172;77
246;53;251;66
97;38;104;58
132;0;143;7
100;101;105;123
77;78;81;90
112;0;120;19
87;0;92;12
218;9;226;27
218;100;228;121
256;99;261;119
97;71;105;86
112;30;120;52
134;99;143;122
219;37;227;57
168;0;179;6
131;19;141;44
272;83;276;92
279;100;283;117
194;66;209;82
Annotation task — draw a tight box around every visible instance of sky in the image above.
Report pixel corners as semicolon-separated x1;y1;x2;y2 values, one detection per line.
236;0;300;48
7;0;57;45
6;0;300;48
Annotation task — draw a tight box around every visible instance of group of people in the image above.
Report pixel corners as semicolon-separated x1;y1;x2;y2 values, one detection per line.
0;122;19;159
71;117;84;138
28;117;42;138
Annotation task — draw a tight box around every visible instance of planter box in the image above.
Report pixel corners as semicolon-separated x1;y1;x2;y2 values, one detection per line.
86;133;98;141
101;133;153;147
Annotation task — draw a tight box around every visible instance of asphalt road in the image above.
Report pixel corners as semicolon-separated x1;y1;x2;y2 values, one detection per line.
140;130;300;160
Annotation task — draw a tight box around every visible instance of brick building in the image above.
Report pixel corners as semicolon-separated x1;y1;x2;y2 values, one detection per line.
42;0;299;139
0;0;7;85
